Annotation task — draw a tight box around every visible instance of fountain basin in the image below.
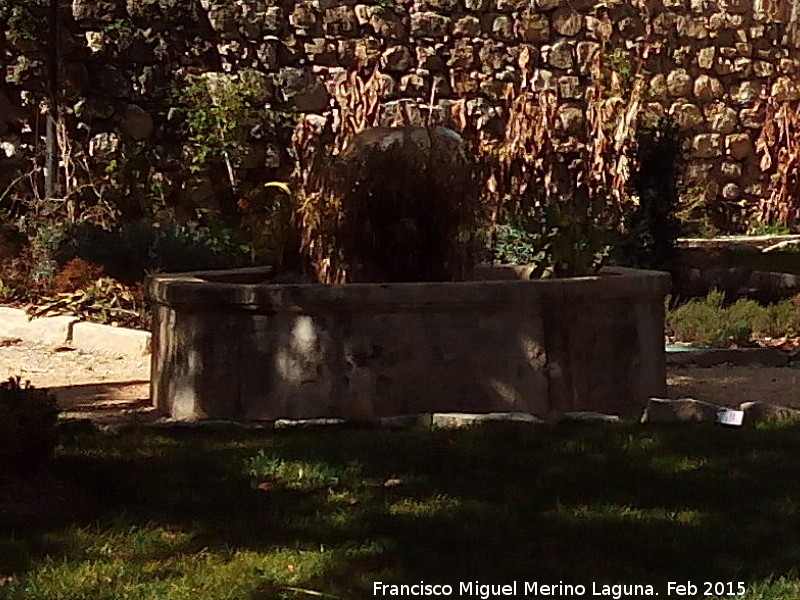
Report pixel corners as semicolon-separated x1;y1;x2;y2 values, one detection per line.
148;265;670;421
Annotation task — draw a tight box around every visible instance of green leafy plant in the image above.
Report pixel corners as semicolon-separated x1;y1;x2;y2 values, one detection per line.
0;376;58;470
172;73;291;189
372;0;396;13
0;0;47;43
28;276;144;328
55;222;252;285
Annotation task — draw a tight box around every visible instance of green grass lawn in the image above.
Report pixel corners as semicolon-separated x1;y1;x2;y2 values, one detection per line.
2;422;800;599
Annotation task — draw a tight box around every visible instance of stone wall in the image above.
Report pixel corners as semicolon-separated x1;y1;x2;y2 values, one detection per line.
1;0;799;230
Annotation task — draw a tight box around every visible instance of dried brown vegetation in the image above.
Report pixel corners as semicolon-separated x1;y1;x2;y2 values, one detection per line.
292;69;483;284
755;98;800;230
458;13;650;277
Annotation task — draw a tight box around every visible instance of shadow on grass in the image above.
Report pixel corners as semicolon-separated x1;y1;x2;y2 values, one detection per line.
3;422;800;598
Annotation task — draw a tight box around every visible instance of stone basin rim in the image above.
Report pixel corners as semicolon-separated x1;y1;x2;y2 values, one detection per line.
148;265;672;310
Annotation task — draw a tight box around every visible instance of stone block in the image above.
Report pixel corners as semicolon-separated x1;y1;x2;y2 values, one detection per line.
561;411;621;422
432;412;544;429
546;40;574;70
16;315;78;346
670;102;704;129
641;398;721;424
150;266;669;421
72;322;152;357
552;8;582;36
0;307;29;333
740;401;800;424
667;69;693;97
516;11;550;43
410;12;451;38
707;104;738;133
691;134;723;158
732;81;763;105
726;133;753;159
490;15;514;41
379;413;433;429
698;47;715;69
381;45;413;71
693;75;723;102
453;15;480;37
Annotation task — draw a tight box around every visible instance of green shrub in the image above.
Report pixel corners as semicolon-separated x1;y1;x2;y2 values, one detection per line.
759;300;800;338
56;222;253;284
0;377;59;470
666;291;752;348
666;291;800;347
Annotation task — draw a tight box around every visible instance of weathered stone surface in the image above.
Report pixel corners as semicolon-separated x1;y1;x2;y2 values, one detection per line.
369;11;404;38
72;0;115;22
382;45;413;71
722;183;742;200
119;104;154;140
478;41;507;72
552;8;583;36
558;104;584;134
561;411;621;423
732;81;763;104
721;161;742;179
150;266;669;421
72;322;151;357
546;40;574;70
739;107;765;129
496;0;527;10
432;412;544;429
323;6;359;36
490;15;514;41
0;310;79;346
558;76;582;100
726;133;753;159
289;2;318;30
676;14;707;38
418;0;459;10
667;68;693;97
277;67;330;112
693;74;723;102
740;402;800;424
641;398;721;424
416;45;445;71
515;11;550;43
575;41;599;74
453;15;480;37
410;12;451;37
535;0;562;9
692;134;724;158
670;102;703;129
771;77;800;101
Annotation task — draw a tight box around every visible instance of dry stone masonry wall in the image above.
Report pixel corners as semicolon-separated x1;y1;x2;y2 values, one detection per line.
2;0;800;228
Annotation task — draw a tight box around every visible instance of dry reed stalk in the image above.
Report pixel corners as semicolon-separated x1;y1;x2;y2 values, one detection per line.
756;98;800;229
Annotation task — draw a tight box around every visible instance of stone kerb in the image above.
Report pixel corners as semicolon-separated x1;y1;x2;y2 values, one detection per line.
0;306;151;357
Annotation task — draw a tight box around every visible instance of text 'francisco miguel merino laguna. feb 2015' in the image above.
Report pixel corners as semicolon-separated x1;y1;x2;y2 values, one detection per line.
372;580;748;598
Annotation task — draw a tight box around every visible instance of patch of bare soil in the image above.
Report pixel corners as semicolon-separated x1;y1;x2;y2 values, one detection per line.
0;338;153;424
667;364;800;408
